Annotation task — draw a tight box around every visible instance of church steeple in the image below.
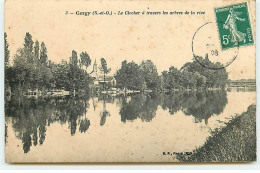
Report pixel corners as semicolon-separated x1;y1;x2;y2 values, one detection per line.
90;59;98;80
93;59;97;72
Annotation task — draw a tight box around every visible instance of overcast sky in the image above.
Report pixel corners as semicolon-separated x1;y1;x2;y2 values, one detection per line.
5;0;256;79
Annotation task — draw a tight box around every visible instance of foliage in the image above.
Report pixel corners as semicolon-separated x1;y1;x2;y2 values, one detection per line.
5;32;92;95
115;61;146;90
116;57;228;91
99;58;111;75
34;40;40;62
4;32;10;65
99;58;111;90
69;50;78;66
4;32;10;92
40;42;48;65
176;104;256;162
139;60;159;90
5;32;229;96
80;51;91;70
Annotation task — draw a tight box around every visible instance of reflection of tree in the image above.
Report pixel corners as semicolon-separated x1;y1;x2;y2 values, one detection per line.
99;95;111;126
39;125;46;144
119;94;159;122
5;95;91;153
32;128;37;146
98;94;115;104
138;94;160;122
120;95;139;122
55;97;90;135
160;92;183;115
159;91;227;123
22;131;32;153
182;91;227;124
79;119;90;133
5;124;8;144
5;91;228;153
78;98;91;133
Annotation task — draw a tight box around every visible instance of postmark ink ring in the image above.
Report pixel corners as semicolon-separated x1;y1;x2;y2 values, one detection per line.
192;22;239;70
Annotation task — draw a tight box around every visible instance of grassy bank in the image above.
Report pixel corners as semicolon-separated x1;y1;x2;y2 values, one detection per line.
176;104;256;162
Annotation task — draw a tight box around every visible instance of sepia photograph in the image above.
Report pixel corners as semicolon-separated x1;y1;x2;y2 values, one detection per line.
4;0;256;163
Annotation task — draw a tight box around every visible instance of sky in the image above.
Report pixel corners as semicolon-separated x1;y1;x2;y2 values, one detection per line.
4;0;256;79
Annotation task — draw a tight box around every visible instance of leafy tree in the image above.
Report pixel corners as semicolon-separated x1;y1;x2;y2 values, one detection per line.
23;32;34;63
157;75;165;91
69;50;78;66
115;61;145;90
80;51;91;70
181;70;197;89
99;58;111;90
115;60;128;89
24;32;34;52
40;42;48;65
161;71;170;89
167;66;182;90
4;32;10;93
139;60;159;90
34;40;40;63
194;72;206;88
4;32;10;66
6;32;93;96
13;48;31;91
180;56;228;89
51;61;70;90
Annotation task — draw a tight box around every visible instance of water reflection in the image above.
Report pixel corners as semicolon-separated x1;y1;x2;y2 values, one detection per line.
5;96;91;153
182;92;227;124
120;94;160;122
5;91;228;153
99;95;111;126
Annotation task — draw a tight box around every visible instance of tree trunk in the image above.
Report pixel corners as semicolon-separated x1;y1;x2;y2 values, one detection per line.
103;73;106;91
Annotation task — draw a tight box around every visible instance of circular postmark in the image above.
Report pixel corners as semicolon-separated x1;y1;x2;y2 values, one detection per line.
192;22;239;70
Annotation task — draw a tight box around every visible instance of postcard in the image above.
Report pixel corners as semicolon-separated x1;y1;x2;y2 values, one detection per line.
4;0;256;163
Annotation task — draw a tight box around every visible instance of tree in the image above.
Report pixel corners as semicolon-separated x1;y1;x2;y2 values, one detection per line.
181;57;229;89
67;50;91;93
69;50;78;66
40;42;48;65
80;51;91;70
161;71;170;89
13;48;31;92
51;61;70;90
4;32;10;92
194;72;206;88
181;70;197;89
115;61;145;90
6;32;94;95
34;40;40;63
4;32;10;66
168;66;182;90
24;32;34;52
157;75;165;91
24;32;34;63
139;60;159;90
99;58;111;90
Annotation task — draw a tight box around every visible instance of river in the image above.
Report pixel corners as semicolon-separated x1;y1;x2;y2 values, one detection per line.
5;90;256;162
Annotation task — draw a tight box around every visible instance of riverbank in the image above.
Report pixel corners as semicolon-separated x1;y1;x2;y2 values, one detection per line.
176;104;256;162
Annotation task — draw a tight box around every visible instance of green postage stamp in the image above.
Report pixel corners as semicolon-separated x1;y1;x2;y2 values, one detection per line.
215;2;254;50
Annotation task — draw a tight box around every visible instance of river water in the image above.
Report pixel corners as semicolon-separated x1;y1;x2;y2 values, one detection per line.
5;90;256;162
